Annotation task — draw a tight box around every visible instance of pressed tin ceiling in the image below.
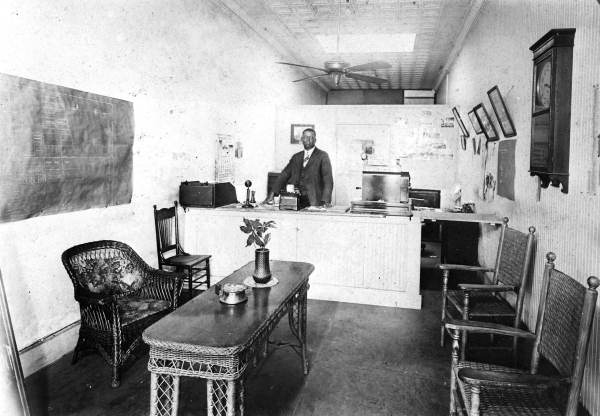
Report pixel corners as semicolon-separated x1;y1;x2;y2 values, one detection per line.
218;0;482;91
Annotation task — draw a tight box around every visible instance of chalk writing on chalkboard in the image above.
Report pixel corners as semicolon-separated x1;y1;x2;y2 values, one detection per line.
0;73;134;222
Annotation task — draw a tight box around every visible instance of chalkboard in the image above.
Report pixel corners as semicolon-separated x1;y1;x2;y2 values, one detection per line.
497;139;516;201
0;73;133;222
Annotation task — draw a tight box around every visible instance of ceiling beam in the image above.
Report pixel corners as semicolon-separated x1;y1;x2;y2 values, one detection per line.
215;0;329;92
433;0;485;92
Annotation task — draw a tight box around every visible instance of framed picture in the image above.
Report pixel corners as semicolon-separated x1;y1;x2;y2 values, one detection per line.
474;103;500;142
487;86;516;137
468;109;483;134
452;107;469;137
290;124;314;144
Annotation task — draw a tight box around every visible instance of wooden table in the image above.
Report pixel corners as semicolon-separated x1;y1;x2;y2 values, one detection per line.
142;260;314;416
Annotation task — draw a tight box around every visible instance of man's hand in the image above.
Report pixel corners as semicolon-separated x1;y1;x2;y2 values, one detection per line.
262;192;275;205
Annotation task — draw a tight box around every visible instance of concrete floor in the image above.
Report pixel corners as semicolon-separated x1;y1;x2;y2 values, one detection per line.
22;244;471;416
25;293;452;416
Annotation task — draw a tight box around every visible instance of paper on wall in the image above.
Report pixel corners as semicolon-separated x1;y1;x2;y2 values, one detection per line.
215;134;234;183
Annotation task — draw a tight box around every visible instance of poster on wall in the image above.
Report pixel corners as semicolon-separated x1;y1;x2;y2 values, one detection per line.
0;73;134;223
497;140;516;200
391;108;454;160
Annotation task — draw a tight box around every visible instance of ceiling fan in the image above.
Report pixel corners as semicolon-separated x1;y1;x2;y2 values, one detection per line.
276;60;391;87
276;0;391;87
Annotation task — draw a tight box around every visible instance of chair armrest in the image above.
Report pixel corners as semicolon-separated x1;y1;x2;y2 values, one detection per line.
74;290;117;306
439;264;495;272
458;368;564;389
444;317;536;339
146;268;186;283
458;284;516;293
139;268;185;307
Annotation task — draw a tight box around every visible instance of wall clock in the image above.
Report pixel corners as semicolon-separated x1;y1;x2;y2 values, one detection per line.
529;28;575;193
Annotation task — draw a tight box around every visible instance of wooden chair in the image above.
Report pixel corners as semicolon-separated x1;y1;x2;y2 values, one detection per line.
153;201;211;299
62;240;183;387
445;252;599;416
440;218;536;361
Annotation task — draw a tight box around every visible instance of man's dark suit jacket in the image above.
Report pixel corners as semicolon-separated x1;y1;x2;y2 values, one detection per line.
273;147;333;206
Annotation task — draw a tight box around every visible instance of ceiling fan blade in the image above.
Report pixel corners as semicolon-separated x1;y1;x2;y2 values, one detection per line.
276;62;328;73
346;73;389;84
293;74;330;82
345;61;391;72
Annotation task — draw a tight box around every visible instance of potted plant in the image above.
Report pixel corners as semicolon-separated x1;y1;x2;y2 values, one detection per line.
240;218;276;283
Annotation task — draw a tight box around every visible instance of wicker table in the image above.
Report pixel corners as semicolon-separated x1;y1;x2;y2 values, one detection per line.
142;260;314;416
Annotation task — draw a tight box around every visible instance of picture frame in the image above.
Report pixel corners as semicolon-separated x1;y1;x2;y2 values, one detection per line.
487;85;516;137
473;103;500;142
452;107;469;137
468;109;483;135
290;124;314;144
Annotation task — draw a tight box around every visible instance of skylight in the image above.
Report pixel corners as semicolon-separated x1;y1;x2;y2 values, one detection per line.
315;33;416;53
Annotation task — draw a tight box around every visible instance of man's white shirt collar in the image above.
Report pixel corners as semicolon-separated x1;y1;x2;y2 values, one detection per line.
304;147;315;159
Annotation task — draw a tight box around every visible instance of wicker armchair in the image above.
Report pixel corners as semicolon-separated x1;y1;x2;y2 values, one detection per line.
440;218;535;361
445;252;599;416
62;240;184;387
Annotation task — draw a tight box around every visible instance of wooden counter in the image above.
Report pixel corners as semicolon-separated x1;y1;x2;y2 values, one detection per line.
183;205;422;309
182;205;504;310
412;209;504;224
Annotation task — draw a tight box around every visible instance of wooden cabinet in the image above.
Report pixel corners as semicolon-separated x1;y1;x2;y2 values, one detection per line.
441;221;479;265
529;29;575;193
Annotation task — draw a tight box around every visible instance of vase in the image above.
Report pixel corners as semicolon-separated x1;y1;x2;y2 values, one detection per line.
253;248;272;284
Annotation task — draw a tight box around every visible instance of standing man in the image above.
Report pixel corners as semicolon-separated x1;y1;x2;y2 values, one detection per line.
265;128;333;207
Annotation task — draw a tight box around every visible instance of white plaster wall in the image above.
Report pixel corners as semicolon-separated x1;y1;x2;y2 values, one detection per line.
0;0;325;373
446;0;600;413
275;105;459;207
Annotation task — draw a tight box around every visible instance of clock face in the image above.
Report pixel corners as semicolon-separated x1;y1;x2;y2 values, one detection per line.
536;59;552;108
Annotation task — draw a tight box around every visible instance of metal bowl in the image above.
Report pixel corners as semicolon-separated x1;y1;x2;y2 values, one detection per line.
218;283;248;305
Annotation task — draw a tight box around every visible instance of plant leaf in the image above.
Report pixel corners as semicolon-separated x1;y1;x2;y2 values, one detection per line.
263;233;271;246
243;218;252;228
246;235;254;247
240;225;250;233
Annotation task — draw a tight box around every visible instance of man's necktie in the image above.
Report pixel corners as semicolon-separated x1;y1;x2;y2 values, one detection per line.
303;154;310;167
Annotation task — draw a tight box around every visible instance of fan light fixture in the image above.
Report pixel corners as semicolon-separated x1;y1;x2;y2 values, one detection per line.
315;33;416;53
331;72;342;86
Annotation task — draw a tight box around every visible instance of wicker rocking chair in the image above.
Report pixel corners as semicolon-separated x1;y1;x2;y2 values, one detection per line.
445;252;599;416
440;218;536;361
62;240;184;387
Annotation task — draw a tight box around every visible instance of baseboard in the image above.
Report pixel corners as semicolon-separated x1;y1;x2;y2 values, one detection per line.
308;283;422;309
20;321;80;378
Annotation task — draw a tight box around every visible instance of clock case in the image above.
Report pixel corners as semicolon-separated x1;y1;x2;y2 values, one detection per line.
529;28;575;193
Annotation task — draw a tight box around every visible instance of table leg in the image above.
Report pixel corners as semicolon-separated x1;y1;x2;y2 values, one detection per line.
288;284;309;375
207;379;242;416
149;372;180;416
239;380;245;416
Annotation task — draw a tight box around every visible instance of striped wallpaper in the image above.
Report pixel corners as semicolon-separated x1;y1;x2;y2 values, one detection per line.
443;0;600;413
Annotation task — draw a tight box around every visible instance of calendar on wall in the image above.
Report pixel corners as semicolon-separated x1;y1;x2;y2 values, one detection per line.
215;134;234;183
